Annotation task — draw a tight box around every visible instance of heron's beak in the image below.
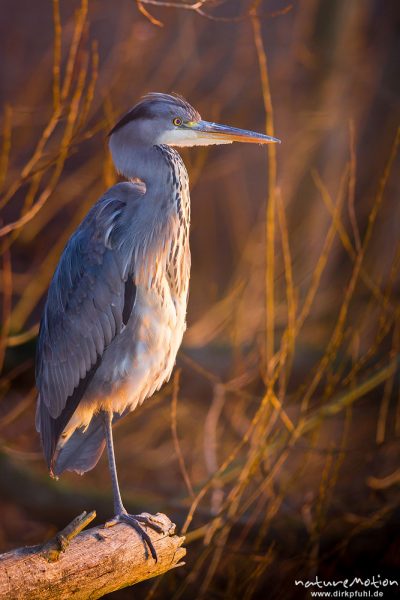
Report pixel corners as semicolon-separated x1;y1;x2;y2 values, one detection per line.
187;120;281;145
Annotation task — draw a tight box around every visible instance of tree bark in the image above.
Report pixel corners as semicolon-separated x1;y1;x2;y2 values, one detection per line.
0;511;186;599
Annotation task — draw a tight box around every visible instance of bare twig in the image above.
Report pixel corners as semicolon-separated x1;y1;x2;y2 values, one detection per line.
0;238;12;372
171;370;194;497
251;8;277;381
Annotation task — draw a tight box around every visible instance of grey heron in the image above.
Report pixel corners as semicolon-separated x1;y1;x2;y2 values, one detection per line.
35;92;280;559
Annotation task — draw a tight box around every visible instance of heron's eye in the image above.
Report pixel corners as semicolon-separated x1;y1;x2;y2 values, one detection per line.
173;117;182;127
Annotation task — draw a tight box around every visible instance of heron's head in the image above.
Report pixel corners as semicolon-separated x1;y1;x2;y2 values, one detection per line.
109;92;280;150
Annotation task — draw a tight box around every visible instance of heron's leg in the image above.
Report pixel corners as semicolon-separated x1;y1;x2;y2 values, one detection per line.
102;411;162;561
102;410;125;514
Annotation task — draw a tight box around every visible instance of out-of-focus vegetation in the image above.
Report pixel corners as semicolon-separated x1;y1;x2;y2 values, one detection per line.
0;0;399;598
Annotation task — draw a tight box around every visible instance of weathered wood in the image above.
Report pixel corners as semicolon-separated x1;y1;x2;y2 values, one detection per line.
0;512;186;600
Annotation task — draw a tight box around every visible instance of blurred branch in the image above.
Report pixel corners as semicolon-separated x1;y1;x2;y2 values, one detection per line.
6;324;39;348
136;1;164;27
52;0;62;112
376;319;399;444
276;189;296;396
203;382;225;514
0;60;87;238
347;120;361;252
313;169;394;314
182;357;398;542
0;238;12;372
251;8;277;381
367;469;400;491
0;512;185;600
0;0;92;236
135;0;292;24
171;370;195;497
0;105;12;194
300;359;399;436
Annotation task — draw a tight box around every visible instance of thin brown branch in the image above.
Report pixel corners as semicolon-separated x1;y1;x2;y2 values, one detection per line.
0;55;88;238
347;119;361;252
203;383;225;514
136;0;164;26
171;370;195;497
0;238;12;373
251;9;278;381
52;0;62;112
0;105;12;193
136;0;292;24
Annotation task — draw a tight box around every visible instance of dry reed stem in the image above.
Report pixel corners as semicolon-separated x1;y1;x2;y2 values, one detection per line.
52;0;62;112
347;119;361;252
265;166;349;400
367;469;400;490
342;310;397;389
0;106;12;194
329;502;397;559
299;152;392;413
376;319;399;444
136;1;164;27
75;41;99;134
171;370;195;498
190;358;398;550
297;167;349;331
181;389;273;535
136;0;292;25
315;166;392;313
61;0;88;102
276;188;296;396
251;10;277;381
0;240;12;373
0;0;90;239
0;100;59;212
203;383;225;514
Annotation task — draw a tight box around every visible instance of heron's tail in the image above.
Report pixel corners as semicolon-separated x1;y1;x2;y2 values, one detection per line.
51;414;106;477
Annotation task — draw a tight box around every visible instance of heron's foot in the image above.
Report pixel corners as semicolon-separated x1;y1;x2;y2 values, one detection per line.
131;512;173;534
105;511;170;561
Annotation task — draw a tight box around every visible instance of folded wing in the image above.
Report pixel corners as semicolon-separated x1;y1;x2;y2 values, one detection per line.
35;183;141;472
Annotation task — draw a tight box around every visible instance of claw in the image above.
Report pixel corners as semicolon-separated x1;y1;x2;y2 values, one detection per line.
104;516;120;528
134;513;164;534
105;512;159;561
119;513;158;561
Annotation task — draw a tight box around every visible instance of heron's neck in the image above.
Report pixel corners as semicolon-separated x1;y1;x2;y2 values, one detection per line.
109;140;175;193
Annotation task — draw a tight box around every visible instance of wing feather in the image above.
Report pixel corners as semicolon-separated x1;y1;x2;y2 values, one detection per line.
36;183;142;467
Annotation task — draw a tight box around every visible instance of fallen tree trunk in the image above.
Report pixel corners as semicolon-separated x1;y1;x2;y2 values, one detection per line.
0;511;186;600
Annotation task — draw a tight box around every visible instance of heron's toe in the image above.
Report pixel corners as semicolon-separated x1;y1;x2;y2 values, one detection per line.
117;512;158;561
133;512;172;535
104;516;120;529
